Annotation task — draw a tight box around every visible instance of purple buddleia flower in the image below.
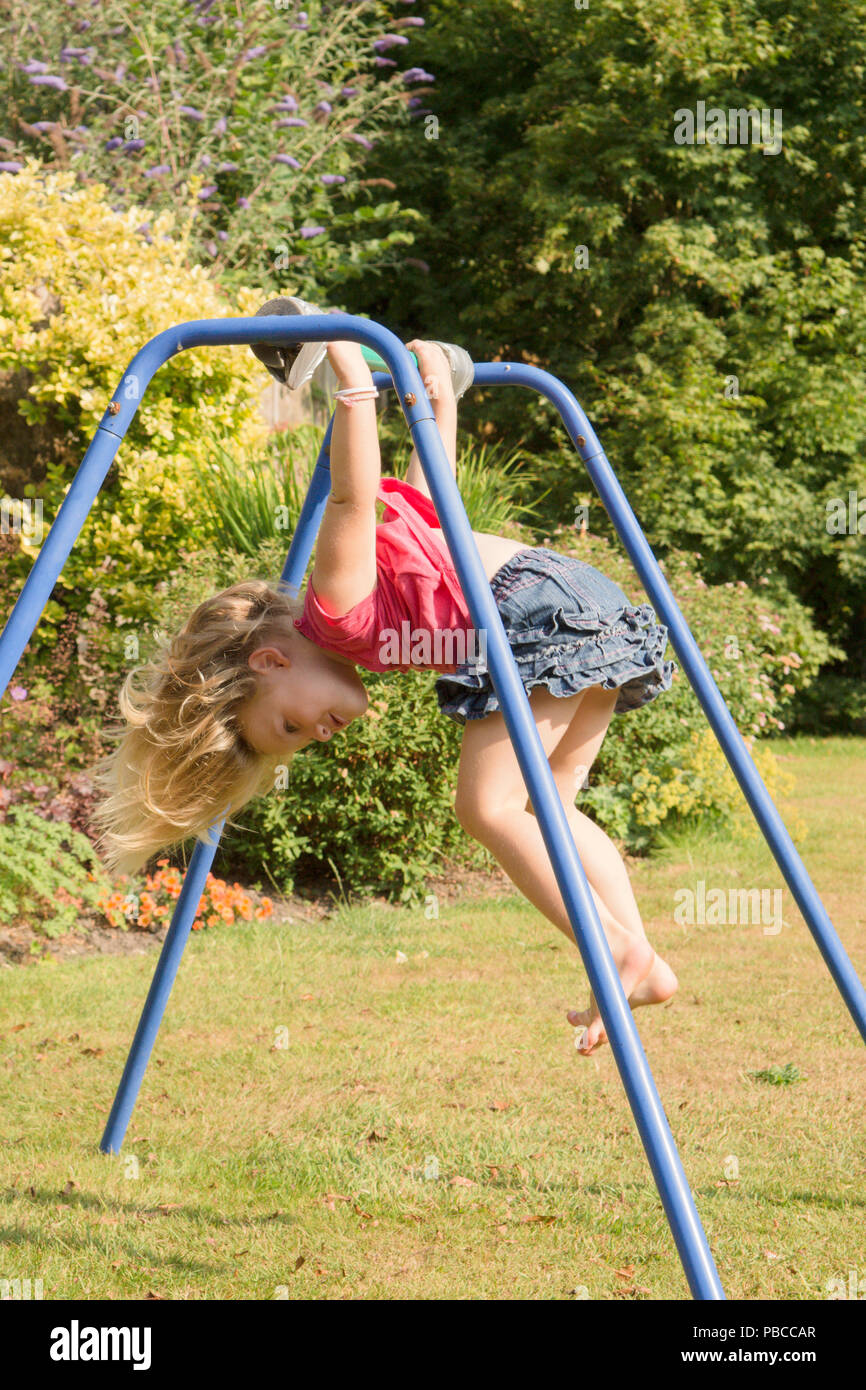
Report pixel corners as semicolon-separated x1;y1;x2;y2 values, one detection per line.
274;95;298;111
320;173;345;185
217;230;228;241
179;106;204;120
346;133;374;150
396;16;425;24
136;222;152;243
403;68;435;84
105;136;123;150
198;184;217;198
31;121;58;132
205;240;217;255
291;12;309;28
145;163;170;177
9;686;27;701
18;60;50;74
237;196;251;209
314;101;332;116
0;162;23;173
274;154;300;168
217;161;238;173
277;117;307;127
340;87;359;98
114;63;127;81
241;46;267;61
374;35;409;51
299;226;325;238
123;139;145;153
212;116;228;135
199;154;212;167
404;258;430;273
75;18;91;30
30;75;68;90
375;57;396;67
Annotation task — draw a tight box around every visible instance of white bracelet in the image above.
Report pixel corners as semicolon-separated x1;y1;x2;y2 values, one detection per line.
334;386;379;409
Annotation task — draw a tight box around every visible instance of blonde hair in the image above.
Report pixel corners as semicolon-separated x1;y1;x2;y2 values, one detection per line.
90;578;305;879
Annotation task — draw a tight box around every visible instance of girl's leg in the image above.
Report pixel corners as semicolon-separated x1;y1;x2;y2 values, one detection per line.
540;683;678;1009
454;685;659;1054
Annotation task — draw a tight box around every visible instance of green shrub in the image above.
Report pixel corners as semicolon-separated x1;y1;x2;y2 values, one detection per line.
0;0;422;295
538;525;838;847
0;805;111;937
0;165;270;671
789;674;866;736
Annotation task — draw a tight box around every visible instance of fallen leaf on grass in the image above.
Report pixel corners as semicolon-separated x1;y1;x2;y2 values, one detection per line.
80;1047;104;1057
523;1214;557;1225
449;1175;476;1188
155;1203;182;1214
323;1192;352;1211
144;1292;166;1300
487;1099;511;1112
366;1129;387;1144
615;1264;635;1280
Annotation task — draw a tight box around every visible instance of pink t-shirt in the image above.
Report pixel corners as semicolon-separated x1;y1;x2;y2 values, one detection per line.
293;477;478;674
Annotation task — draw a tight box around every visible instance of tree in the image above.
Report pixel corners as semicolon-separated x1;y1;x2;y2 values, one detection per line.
344;0;866;692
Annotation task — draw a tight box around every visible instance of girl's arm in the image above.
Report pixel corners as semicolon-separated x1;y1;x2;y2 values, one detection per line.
405;339;457;500
309;342;380;616
327;342;380;506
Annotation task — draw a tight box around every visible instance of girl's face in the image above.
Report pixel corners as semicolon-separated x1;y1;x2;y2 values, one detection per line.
239;627;369;755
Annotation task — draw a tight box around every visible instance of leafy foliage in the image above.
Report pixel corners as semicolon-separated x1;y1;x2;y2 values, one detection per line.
0;164;269;653
0;804;110;936
348;0;866;701
0;0;427;294
536;524;836;847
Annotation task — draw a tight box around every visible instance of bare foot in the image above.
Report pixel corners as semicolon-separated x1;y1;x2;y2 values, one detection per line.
568;936;655;1056
629;953;678;1008
567;951;678;1056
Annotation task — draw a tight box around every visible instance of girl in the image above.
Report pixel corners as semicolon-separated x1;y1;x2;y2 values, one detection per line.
92;338;678;1057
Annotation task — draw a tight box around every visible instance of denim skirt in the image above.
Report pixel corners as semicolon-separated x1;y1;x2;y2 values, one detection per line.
434;547;677;726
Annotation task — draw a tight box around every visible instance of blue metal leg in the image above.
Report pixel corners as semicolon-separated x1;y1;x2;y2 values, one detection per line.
100;821;223;1152
473;362;866;1047
99;424;338;1155
404;412;725;1300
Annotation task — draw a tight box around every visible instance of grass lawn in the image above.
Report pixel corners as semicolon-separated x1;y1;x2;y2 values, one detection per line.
1;735;864;1301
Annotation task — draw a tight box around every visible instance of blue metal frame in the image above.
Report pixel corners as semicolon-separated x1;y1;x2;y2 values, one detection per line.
3;313;865;1299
